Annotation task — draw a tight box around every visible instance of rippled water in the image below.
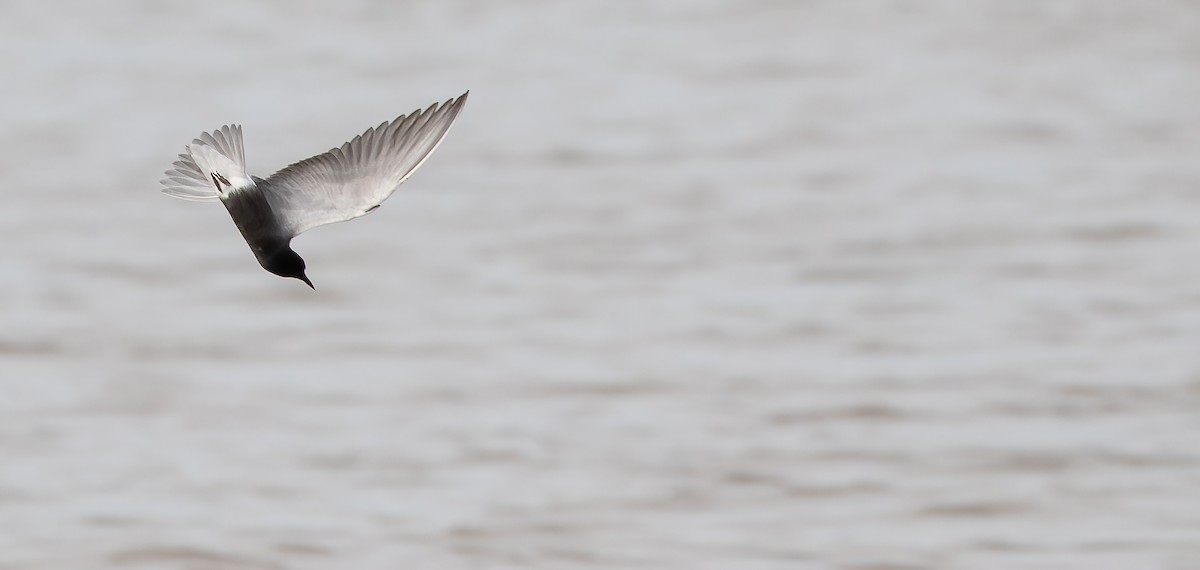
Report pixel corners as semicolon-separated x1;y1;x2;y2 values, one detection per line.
2;1;1199;568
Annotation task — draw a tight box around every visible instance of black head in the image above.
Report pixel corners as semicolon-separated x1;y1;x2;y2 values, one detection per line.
263;247;314;289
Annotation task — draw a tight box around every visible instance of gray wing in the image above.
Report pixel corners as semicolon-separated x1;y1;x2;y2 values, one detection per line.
260;92;468;237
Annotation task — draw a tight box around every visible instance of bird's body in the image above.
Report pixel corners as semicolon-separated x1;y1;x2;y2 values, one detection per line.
161;92;469;288
219;178;301;283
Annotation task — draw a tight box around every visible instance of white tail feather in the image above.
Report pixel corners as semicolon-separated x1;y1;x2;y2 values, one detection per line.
161;124;255;201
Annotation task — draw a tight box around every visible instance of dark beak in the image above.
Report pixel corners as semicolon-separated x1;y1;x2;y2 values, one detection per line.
299;274;315;290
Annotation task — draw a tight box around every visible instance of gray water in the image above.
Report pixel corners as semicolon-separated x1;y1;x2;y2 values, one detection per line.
2;1;1199;568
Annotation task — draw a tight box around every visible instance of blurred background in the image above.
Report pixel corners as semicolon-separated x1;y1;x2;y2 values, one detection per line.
1;1;1199;568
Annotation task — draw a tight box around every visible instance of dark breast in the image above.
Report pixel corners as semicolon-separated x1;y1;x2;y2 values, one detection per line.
221;187;290;267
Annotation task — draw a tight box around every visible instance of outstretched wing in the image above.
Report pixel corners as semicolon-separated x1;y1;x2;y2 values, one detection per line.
260;92;468;237
161;124;247;201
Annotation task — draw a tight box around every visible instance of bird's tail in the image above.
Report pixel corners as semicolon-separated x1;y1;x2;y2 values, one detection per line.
161;125;253;201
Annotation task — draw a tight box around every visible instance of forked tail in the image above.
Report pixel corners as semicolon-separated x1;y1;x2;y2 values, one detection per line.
161;124;254;201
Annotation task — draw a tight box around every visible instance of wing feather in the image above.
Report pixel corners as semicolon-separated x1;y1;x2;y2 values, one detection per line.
259;92;468;237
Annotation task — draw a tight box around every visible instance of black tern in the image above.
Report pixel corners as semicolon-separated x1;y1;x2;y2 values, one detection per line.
161;92;468;289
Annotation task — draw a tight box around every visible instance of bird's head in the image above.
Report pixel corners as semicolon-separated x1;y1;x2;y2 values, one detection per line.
264;247;314;289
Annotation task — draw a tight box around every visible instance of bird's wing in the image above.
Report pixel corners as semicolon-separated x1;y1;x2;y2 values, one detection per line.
161;124;247;201
259;92;468;237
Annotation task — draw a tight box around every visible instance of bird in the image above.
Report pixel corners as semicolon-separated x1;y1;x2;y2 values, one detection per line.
160;91;469;289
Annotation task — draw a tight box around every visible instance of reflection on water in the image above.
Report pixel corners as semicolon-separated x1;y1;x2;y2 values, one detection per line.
1;1;1199;568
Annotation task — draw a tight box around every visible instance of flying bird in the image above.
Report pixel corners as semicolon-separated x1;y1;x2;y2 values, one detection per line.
160;92;469;289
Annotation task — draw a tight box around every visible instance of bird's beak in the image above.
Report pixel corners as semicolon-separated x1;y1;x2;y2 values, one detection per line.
299;274;315;290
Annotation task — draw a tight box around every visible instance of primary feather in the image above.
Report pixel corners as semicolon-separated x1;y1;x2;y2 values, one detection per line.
260;92;469;237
